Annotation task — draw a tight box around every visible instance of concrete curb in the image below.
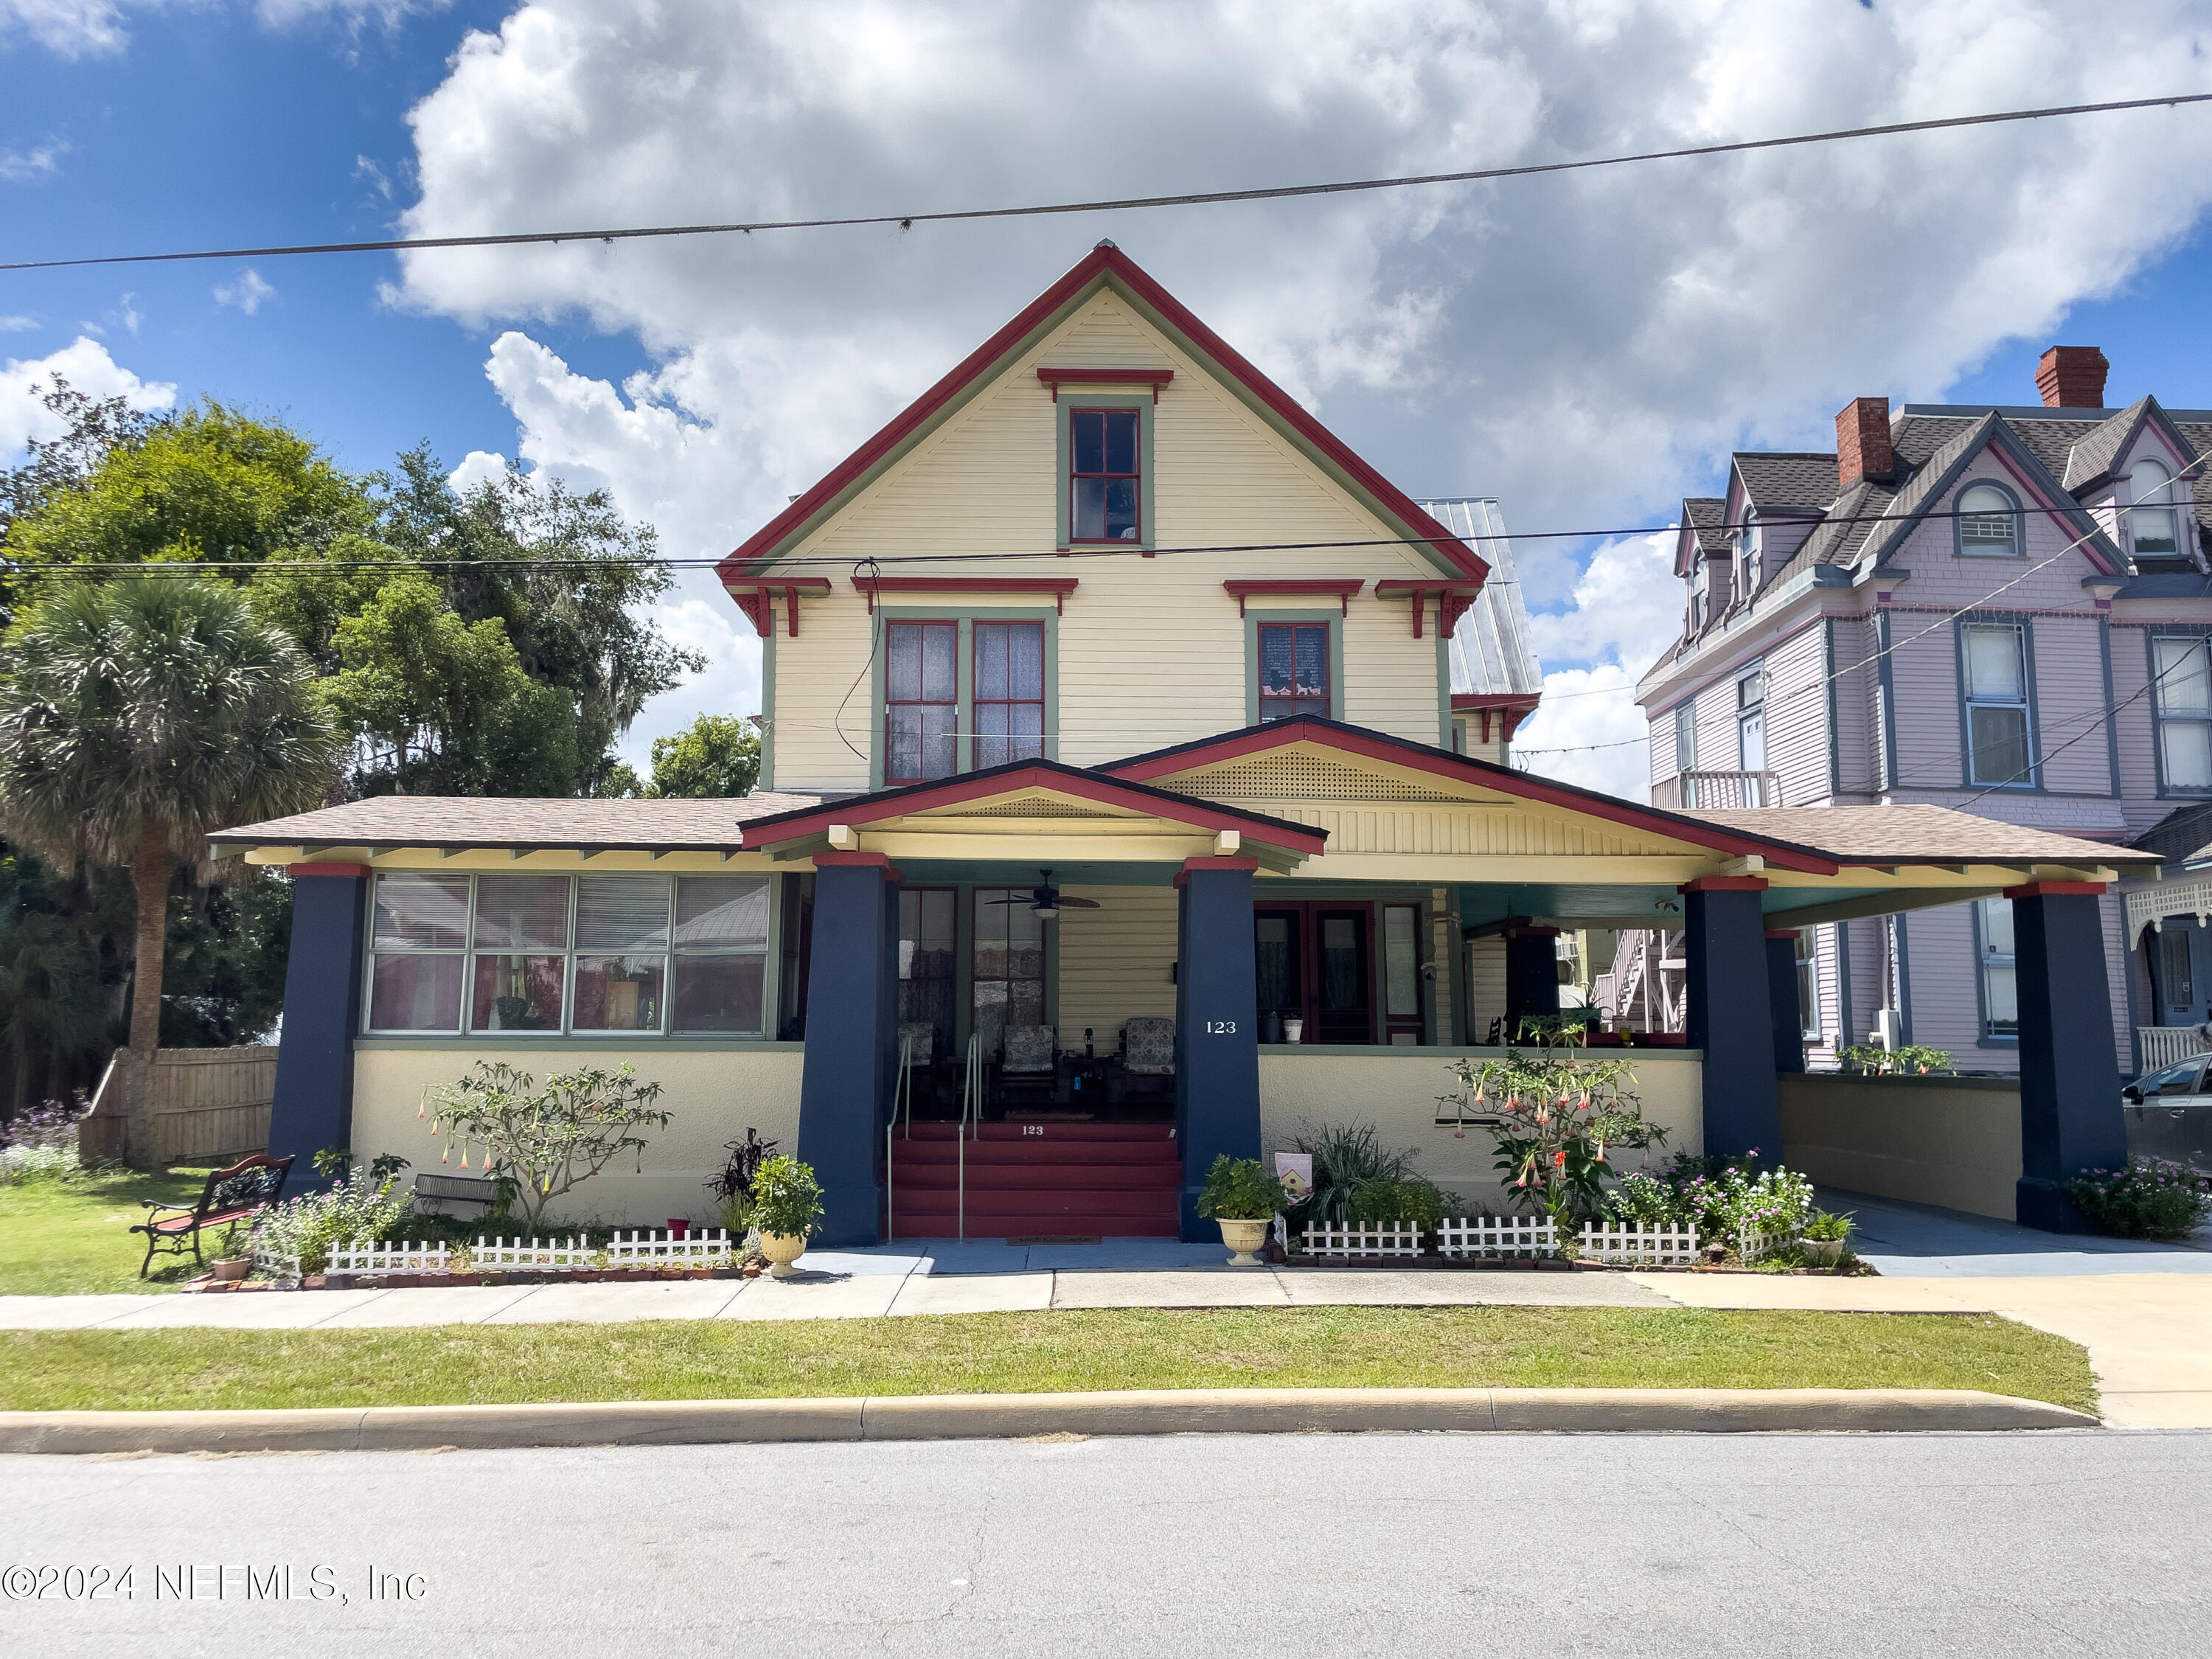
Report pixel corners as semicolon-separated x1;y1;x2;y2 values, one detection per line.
0;1387;2095;1454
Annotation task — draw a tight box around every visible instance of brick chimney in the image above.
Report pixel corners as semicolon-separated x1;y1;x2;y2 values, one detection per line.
2036;346;2109;409
1836;397;1893;492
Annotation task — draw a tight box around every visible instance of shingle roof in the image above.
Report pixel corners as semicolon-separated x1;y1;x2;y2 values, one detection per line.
1681;804;2159;869
211;792;823;851
1734;453;1840;516
1683;498;1730;557
2063;396;2157;490
2131;801;2212;865
1421;498;1544;699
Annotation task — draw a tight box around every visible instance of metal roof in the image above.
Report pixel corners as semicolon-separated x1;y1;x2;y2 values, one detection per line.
1419;497;1545;698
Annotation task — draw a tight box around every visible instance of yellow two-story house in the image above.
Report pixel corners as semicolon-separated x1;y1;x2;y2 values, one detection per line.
218;245;2154;1243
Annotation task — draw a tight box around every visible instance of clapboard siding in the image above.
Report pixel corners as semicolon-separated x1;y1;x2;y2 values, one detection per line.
1054;886;1178;1051
2028;614;2112;797
767;291;1450;792
1764;624;1827;807
2109;623;2167;817
1832;614;1879;797
1884;619;1963;792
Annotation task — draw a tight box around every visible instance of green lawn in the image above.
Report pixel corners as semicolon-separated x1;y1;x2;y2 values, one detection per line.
0;1166;237;1296
0;1307;2096;1413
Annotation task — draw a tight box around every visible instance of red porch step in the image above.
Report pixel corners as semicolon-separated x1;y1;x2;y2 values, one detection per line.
883;1121;1182;1240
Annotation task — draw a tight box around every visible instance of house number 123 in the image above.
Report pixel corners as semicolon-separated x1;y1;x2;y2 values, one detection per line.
1204;1020;1237;1034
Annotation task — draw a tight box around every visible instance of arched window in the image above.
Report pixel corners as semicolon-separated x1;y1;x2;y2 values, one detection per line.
1956;483;2020;556
2130;457;2182;557
1736;512;1761;597
1688;557;1709;628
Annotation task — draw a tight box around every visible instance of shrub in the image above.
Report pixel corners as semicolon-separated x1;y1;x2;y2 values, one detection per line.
1837;1043;1955;1077
2067;1158;2212;1240
248;1159;412;1276
1661;1152;1816;1242
704;1128;778;1231
1604;1170;1685;1226
1348;1177;1453;1232
750;1155;824;1239
1444;1042;1664;1239
421;1062;672;1231
1194;1155;1283;1221
0;1096;88;1186
1292;1121;1423;1227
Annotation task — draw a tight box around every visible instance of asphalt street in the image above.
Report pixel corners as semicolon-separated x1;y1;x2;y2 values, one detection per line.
4;1430;2209;1657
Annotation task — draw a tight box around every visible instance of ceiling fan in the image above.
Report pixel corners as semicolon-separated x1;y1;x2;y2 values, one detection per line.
984;869;1100;922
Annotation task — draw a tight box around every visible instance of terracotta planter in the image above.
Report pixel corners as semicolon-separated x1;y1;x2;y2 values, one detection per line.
1217;1218;1270;1267
760;1231;808;1278
210;1257;250;1282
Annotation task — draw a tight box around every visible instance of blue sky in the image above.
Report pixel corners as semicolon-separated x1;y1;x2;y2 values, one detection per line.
6;1;2212;796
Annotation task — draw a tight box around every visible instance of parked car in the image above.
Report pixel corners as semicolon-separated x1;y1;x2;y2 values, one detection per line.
2124;1057;2212;1103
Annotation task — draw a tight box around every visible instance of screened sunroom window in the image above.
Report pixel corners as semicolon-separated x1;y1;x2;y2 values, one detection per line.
2154;636;2212;792
1963;624;2032;786
364;872;770;1036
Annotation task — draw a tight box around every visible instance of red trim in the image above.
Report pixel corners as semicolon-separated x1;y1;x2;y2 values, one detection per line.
856;576;1079;614
1101;717;1840;874
1374;580;1479;639
2003;880;2110;898
741;763;1329;855
1764;929;1802;940
1986;442;2121;577
288;862;372;879
1503;924;1560;939
1174;855;1261;887
726;578;832;639
1037;366;1174;400
1222;579;1364;617
1679;877;1770;893
1450;692;1542;745
813;850;905;883
721;245;1486;583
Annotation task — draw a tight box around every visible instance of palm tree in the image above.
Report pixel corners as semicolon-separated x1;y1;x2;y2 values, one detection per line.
0;577;340;1169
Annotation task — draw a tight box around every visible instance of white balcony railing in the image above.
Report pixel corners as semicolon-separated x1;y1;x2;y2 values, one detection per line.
2139;1026;2211;1071
1652;771;1783;810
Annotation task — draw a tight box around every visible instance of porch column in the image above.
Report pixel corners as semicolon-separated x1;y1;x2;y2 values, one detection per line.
1503;925;1561;1035
1680;877;1780;1159
2011;882;2128;1233
1174;856;1262;1241
1766;931;1805;1074
795;852;901;1247
268;862;369;1181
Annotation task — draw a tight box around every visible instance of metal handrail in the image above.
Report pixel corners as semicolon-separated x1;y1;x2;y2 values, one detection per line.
886;1031;914;1243
958;1032;986;1239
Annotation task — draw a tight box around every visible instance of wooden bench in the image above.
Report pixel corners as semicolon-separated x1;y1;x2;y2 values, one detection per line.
131;1152;293;1277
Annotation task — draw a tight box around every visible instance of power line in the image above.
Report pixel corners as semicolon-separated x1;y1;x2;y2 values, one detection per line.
4;92;2208;274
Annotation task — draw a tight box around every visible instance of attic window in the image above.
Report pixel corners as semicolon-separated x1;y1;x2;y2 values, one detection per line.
2131;458;2182;557
1070;408;1141;541
1957;483;2022;557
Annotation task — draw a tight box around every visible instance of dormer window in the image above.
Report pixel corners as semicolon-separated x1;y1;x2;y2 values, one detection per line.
1688;557;1709;628
1957;483;2022;556
2130;458;2183;557
1735;513;1761;599
1069;408;1141;541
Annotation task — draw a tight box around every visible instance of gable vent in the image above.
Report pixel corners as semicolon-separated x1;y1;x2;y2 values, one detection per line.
959;797;1124;819
1170;756;1475;802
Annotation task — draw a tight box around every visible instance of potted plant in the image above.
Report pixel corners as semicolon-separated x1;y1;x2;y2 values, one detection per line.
750;1154;824;1277
1195;1155;1282;1266
1800;1208;1853;1265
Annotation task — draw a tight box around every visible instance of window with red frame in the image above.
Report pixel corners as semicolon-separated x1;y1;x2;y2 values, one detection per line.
886;622;956;784
1258;622;1329;721
974;622;1046;769
1069;408;1140;541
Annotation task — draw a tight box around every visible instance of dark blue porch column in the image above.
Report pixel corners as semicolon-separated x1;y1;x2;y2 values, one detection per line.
1681;877;1781;1159
1174;858;1262;1240
795;853;900;1246
1766;931;1806;1074
2012;883;2128;1233
268;863;369;1181
1503;925;1561;1037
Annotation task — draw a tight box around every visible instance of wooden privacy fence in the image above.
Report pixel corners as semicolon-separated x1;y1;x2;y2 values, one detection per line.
77;1047;276;1166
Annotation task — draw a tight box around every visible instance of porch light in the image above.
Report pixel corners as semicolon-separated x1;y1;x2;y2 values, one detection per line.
1032;900;1061;922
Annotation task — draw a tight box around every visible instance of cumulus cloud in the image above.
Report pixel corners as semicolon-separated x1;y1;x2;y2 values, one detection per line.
0;335;175;459
213;268;276;315
0;140;64;181
382;0;2212;760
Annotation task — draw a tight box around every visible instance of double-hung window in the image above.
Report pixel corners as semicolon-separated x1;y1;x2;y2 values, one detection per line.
1795;932;1821;1040
1674;702;1697;776
1975;897;2017;1039
1963;622;2032;787
1957;484;2021;556
364;872;771;1036
2153;635;2212;792
973;622;1045;768
1069;408;1141;541
1736;514;1761;599
1258;622;1330;721
1688;557;1709;629
1736;668;1766;772
2131;458;2183;557
886;621;957;785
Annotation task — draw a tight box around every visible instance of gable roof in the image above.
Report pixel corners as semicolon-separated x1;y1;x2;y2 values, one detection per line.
1733;453;1839;518
716;242;1486;586
2061;394;2203;493
1099;715;1843;874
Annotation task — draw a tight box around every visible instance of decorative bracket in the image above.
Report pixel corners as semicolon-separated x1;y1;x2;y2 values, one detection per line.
727;579;833;639
1374;580;1481;639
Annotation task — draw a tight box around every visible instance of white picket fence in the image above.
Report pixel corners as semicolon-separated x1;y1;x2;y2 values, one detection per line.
251;1240;301;1284
604;1228;733;1267
471;1235;597;1272
328;1240;452;1277
1297;1221;1425;1259
1434;1216;1557;1259
1736;1224;1801;1265
1576;1221;1701;1266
